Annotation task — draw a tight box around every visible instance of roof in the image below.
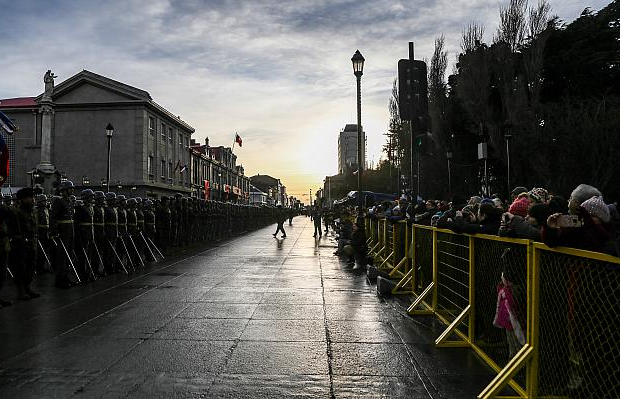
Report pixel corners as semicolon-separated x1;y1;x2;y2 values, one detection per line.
343;124;359;132
0;97;37;108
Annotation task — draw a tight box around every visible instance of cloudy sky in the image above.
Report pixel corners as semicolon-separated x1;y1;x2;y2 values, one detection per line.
0;0;609;200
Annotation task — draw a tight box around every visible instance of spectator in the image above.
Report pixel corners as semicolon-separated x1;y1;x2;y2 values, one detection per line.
548;195;569;215
543;196;617;256
451;203;502;235
568;184;602;214
528;187;549;205
511;186;528;203
500;203;551;241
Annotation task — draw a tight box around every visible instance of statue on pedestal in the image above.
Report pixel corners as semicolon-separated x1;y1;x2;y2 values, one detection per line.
43;70;57;99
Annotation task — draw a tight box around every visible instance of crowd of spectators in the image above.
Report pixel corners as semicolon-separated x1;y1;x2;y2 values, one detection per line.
366;183;619;257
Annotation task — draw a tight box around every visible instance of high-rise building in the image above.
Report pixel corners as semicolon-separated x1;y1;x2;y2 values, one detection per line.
337;124;365;174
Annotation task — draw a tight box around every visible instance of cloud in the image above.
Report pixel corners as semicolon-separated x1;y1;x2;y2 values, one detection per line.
0;0;612;195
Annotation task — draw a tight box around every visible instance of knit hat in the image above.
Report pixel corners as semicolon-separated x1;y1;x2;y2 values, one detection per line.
528;187;549;203
511;186;528;197
580;196;611;223
468;196;482;205
508;196;530;217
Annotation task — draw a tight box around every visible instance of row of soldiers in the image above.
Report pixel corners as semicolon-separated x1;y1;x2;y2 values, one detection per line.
0;180;289;306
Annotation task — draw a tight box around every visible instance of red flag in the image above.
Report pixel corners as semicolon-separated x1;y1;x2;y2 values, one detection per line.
235;133;242;147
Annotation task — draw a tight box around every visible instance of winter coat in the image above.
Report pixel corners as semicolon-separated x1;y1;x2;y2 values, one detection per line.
499;215;542;241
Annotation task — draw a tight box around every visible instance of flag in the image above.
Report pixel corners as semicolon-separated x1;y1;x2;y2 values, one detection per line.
0;110;17;134
0;134;9;186
180;163;187;173
235;133;242;147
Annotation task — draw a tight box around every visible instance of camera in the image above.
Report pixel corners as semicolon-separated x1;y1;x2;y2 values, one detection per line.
556;214;583;228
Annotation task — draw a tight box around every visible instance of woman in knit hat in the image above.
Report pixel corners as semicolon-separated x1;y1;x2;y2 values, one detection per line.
500;203;551;241
543;196;617;255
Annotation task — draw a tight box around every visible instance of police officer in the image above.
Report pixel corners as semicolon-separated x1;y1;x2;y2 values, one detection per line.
8;187;40;300
50;181;76;288
93;191;107;275
104;192;119;273
74;189;95;281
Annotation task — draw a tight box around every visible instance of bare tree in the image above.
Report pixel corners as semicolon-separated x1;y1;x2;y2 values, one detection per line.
528;0;551;39
461;22;485;53
495;0;528;52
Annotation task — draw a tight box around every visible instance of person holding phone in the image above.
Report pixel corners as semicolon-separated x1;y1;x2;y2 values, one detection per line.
543;195;617;256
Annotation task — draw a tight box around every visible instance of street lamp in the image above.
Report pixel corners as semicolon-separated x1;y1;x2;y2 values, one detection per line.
106;123;114;193
446;150;452;195
504;125;513;200
217;173;222;200
351;49;365;222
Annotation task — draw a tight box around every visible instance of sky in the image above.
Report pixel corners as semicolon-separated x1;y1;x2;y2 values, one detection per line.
0;0;610;202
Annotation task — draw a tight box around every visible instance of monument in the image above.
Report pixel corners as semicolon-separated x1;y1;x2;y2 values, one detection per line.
36;70;60;192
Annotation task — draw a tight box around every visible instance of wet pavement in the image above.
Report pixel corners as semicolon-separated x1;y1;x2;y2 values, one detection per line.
0;217;494;398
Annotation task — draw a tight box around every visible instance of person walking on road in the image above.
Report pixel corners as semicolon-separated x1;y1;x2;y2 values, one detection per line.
273;205;287;238
312;206;322;237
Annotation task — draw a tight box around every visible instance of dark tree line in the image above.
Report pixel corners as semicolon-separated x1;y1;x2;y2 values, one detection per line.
382;0;620;202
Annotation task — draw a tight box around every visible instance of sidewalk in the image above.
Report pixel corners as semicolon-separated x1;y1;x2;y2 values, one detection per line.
0;217;493;398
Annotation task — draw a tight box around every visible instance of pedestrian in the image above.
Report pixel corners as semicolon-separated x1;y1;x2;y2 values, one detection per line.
273;205;286;238
312;206;322;237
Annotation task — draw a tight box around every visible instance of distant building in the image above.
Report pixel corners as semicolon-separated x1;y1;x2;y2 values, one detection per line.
250;174;286;206
338;124;365;174
249;184;268;205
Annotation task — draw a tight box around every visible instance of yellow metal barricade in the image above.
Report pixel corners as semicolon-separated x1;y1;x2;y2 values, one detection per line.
394;223;620;398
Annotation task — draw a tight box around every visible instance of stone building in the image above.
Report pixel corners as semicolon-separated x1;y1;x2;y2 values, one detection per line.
338;124;365;175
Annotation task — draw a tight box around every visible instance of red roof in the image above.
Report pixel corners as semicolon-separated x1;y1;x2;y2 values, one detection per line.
0;97;37;108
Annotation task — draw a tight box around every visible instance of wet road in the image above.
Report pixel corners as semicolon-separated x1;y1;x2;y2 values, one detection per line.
0;217;492;398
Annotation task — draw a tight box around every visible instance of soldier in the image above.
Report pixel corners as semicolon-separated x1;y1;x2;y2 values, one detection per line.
0;194;12;306
35;194;52;274
74;189;95;281
143;199;157;261
104;192;119;273
170;194;178;247
50;181;77;288
92;191;107;276
125;198;141;267
135;197;145;261
116;195;130;269
156;196;171;254
7;187;40;300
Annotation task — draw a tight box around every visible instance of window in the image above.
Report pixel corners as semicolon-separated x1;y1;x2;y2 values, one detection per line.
168;127;173;144
148;156;154;175
185;137;189;148
161;159;166;178
168;161;173;180
148;117;155;136
161;123;166;141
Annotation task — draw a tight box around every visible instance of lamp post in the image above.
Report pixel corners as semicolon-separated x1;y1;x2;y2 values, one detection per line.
106;123;114;193
504;127;513;200
446;150;452;195
217;173;222;200
351;49;365;222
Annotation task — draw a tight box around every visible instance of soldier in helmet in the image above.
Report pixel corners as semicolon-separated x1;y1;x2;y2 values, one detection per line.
125;198;141;267
104;192;119;273
7;187;40;300
74;189;95;281
116;195;130;269
50;180;77;288
92;191;107;275
0;194;12;306
35;194;52;274
134;197;145;261
143;199;157;261
156;196;171;254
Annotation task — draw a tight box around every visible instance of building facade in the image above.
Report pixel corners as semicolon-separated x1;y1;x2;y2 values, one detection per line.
0;70;254;201
249;174;286;206
337;124;365;175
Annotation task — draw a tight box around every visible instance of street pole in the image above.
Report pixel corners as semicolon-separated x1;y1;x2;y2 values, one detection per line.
409;42;415;198
105;123;114;193
446;151;452;196
352;49;365;224
505;133;512;200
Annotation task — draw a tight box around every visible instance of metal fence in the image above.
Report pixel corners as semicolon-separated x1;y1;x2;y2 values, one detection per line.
365;217;620;399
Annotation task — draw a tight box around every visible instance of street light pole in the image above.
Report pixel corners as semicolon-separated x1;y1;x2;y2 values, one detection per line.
105;123;114;193
352;49;365;222
505;132;513;200
446;150;452;195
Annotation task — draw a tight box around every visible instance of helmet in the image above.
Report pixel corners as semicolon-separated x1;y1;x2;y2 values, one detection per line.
134;197;143;204
117;194;126;202
144;199;153;207
36;194;48;204
80;189;95;200
59;180;75;191
69;195;77;202
94;191;106;200
105;192;116;200
126;198;137;206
